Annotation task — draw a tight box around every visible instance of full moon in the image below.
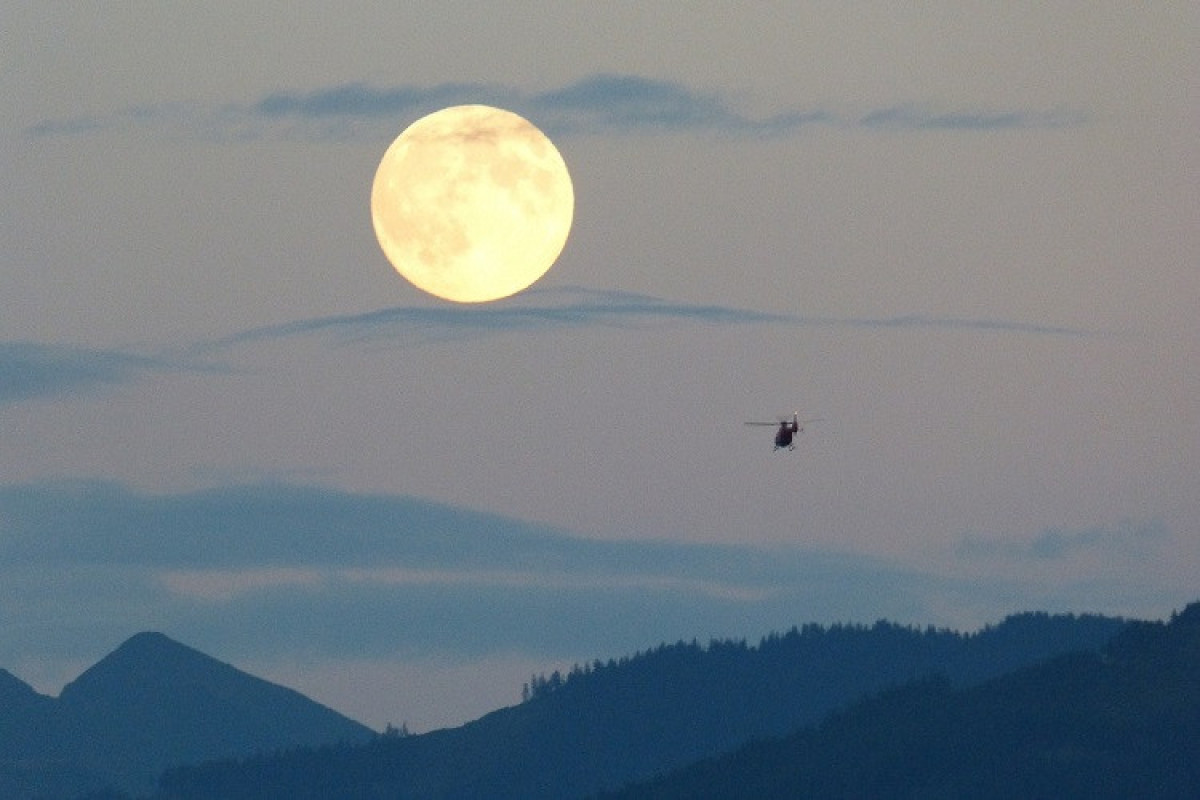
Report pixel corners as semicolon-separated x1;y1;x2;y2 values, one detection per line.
371;105;574;303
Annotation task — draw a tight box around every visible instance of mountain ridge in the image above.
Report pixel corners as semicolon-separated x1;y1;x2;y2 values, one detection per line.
0;666;49;708
600;602;1200;799
152;610;1130;800
0;632;374;800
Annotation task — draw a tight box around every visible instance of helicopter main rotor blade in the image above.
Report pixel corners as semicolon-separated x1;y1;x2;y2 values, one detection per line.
744;422;779;426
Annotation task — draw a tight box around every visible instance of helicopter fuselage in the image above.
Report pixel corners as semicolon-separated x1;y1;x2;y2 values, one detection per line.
774;422;798;449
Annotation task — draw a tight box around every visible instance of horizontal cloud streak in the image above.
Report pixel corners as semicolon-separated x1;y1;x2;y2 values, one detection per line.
0;481;893;590
860;104;1086;131
194;287;1105;355
200;288;789;351
244;75;1083;138
0;480;1178;667
0;480;962;660
0;342;203;405
958;519;1169;561
0;289;1106;403
807;313;1102;337
253;82;515;119
25;74;1084;142
0;288;1105;404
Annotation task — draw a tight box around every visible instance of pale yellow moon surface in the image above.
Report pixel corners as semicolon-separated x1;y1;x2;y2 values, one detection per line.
371;105;574;303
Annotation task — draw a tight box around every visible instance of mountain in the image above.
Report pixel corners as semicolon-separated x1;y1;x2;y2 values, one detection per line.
0;669;54;763
152;611;1126;800
601;602;1200;799
0;667;53;722
0;633;373;800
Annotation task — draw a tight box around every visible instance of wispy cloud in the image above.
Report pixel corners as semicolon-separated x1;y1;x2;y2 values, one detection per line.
0;480;875;584
192;287;1106;355
860;104;1086;131
807;313;1102;337
0;342;204;406
0;479;954;660
195;287;788;352
0;289;1105;403
0;480;1180;668
252;82;513;120
23;117;104;138
24;74;1084;143
958;519;1169;561
242;75;1081;138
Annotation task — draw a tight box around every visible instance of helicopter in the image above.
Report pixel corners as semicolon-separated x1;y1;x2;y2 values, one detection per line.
745;413;823;450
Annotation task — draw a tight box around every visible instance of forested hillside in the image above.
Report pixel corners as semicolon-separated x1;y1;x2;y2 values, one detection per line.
600;602;1200;799
150;611;1125;800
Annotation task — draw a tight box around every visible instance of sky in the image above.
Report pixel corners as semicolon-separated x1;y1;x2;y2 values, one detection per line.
2;3;1197;733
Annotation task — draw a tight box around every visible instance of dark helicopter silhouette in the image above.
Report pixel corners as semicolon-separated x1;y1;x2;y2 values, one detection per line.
745;413;823;450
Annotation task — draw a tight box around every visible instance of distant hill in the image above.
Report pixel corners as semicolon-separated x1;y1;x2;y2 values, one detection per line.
0;633;373;799
152;611;1126;800
602;602;1200;799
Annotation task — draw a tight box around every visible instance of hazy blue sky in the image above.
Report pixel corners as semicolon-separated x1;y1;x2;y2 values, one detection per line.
2;3;1196;731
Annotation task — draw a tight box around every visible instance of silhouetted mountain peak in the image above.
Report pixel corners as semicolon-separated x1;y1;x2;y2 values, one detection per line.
116;630;179;654
0;667;50;712
60;631;259;706
0;667;37;699
6;632;374;799
55;632;376;747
